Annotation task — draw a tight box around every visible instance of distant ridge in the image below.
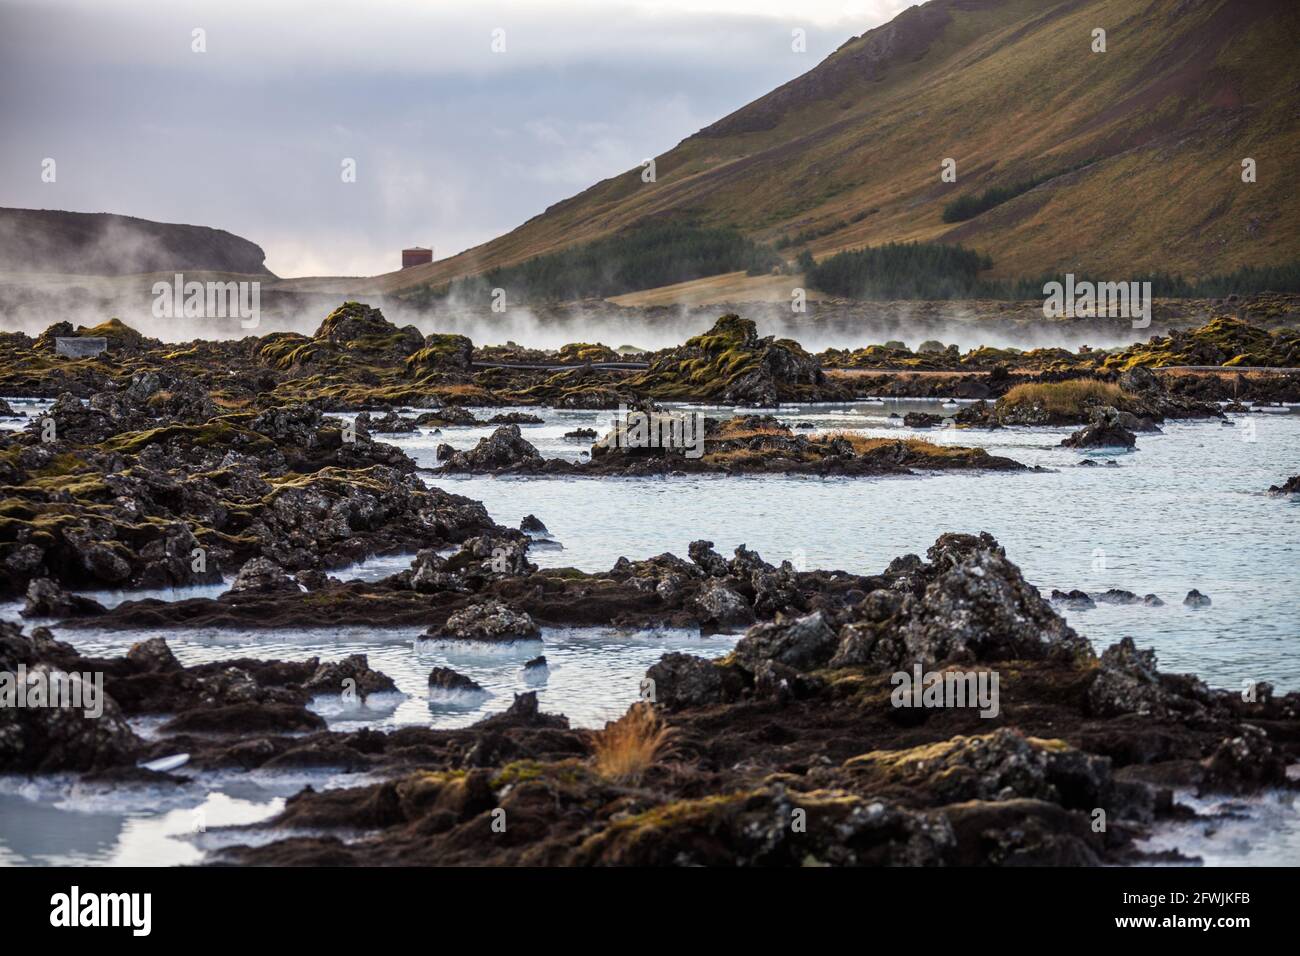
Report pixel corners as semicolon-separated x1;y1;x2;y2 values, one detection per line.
0;207;273;277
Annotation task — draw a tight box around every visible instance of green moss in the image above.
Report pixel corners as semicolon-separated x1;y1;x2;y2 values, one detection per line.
102;417;271;455
557;342;619;364
76;318;143;342
491;759;588;790
258;333;328;371
1101;318;1300;370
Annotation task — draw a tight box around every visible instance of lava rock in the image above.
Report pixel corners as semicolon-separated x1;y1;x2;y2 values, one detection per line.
1061;407;1137;449
902;412;944;428
428;666;484;693
228;557;300;595
520;514;548;534
438;425;543;472
20;578;106;618
426;601;541;642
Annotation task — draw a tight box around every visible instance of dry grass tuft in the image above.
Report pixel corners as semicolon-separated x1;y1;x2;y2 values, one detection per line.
819;430;963;456
999;380;1127;414
590;702;674;785
713;420;791;442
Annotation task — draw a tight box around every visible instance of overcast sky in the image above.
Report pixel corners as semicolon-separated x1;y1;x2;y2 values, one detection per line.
0;0;910;277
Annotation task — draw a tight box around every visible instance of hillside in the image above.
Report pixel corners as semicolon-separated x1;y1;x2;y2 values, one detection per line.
0;207;272;277
366;0;1300;296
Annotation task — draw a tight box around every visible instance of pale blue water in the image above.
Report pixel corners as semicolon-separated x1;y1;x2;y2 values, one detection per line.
2;398;1296;865
411;401;1300;693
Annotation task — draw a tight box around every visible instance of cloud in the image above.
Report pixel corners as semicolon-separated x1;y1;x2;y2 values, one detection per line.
0;0;906;277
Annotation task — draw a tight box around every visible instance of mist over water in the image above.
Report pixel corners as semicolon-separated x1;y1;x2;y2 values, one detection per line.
0;275;1197;353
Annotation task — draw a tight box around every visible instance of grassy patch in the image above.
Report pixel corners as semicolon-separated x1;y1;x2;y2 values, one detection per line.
590;702;674;785
998;380;1126;415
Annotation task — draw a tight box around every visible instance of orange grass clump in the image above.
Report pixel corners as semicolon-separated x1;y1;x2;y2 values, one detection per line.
590;702;674;785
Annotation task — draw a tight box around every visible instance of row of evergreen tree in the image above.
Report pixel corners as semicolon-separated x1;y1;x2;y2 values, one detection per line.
806;242;1300;300
941;159;1095;223
409;222;783;305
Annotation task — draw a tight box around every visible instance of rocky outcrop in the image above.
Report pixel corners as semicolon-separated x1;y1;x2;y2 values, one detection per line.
428;667;485;694
1268;474;1299;494
228;557;300;595
438;425;544;472
20;578;106;618
1061;407;1137;449
902;411;944;428
424;601;542;642
623;315;833;406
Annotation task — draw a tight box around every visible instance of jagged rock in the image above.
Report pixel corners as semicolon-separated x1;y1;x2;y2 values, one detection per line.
1118;366;1160;393
453;535;535;578
20;578;106;618
687;540;729;577
520;514;548;534
1096;588;1163;606
303;655;397;699
844;729;1115;809
294;569;332;591
1200;725;1287;791
729;543;774;578
472;691;567;730
568;784;954;866
734;610;838;671
1183;589;1212;608
751;659;824;702
645;652;737;709
426;601;541;642
126;637;182;672
626;314;827;406
902;412;944;428
692;578;755;629
1050;588;1095;610
829;590;909;669
409;549;460;594
750;564;803;617
1268;474;1300;494
438;425;543;472
427;666;484;693
406;333;474;371
0;663;140;772
314;302;424;357
1086;637;1214;720
897;533;1092;667
250;403;327;447
415;406;480;427
137;523;222;589
357;410;418;434
229;557;300;594
1061;407;1137;449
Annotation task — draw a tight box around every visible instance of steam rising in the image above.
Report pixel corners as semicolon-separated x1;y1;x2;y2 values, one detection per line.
0;272;1191;353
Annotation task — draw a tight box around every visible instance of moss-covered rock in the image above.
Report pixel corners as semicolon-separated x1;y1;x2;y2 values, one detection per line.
624;314;831;405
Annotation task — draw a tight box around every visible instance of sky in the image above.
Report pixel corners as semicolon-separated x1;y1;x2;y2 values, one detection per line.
0;0;912;278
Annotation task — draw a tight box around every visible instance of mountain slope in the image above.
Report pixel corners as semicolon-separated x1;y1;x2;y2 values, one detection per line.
0;208;273;277
368;0;1300;296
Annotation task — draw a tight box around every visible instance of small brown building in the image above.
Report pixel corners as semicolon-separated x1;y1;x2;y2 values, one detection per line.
402;246;432;269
